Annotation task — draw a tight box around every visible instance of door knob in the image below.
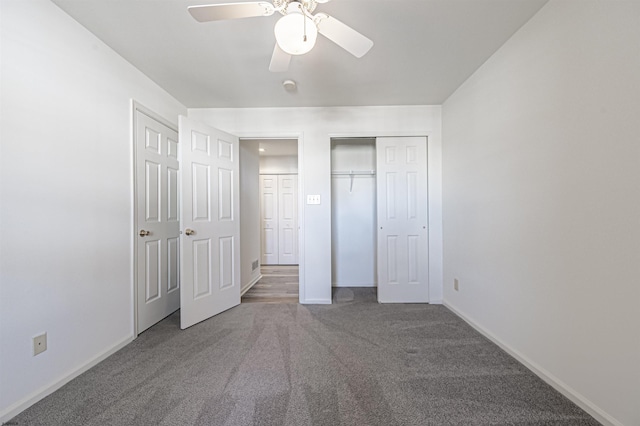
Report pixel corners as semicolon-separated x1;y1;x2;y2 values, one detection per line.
139;230;150;237
185;228;195;236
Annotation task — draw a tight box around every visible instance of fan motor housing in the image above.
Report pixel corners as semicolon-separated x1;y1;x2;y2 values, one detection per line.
275;0;317;13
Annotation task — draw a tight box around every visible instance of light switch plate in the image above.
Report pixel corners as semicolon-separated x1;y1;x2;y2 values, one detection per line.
306;195;321;205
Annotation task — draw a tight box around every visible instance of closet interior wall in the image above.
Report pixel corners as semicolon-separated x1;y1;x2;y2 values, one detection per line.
331;138;377;287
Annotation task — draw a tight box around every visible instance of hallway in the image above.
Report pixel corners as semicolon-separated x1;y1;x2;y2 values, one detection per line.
241;265;299;304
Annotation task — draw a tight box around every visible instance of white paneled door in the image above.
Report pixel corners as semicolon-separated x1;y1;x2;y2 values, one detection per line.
135;110;180;333
278;175;298;264
179;116;240;329
376;137;429;303
260;174;298;265
260;175;279;265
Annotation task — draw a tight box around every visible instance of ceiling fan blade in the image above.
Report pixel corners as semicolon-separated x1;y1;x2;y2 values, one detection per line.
188;2;274;23
315;13;373;58
269;43;291;72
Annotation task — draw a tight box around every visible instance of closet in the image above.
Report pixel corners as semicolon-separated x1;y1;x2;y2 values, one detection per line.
331;138;377;287
331;136;429;302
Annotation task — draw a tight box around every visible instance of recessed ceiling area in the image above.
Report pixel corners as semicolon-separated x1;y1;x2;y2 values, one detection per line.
50;0;548;108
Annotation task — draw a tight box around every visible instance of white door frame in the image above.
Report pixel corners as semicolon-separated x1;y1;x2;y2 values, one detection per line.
328;131;437;303
131;101;180;336
237;133;305;303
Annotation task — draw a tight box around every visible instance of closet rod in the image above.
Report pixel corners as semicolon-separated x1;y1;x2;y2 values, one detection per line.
331;170;376;193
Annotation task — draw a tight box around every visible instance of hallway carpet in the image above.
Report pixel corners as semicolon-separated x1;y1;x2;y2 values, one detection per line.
11;289;598;425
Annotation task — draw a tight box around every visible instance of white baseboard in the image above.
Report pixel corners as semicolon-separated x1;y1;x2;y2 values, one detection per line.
0;334;135;423
444;302;622;426
428;298;443;304
301;298;331;304
241;274;262;296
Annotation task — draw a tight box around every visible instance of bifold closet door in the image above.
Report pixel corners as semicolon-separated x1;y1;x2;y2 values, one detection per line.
260;174;298;265
377;136;429;303
260;175;279;265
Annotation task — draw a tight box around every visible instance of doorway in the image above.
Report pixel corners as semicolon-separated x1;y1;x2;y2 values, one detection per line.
331;138;377;289
330;136;429;303
134;110;245;332
239;138;300;303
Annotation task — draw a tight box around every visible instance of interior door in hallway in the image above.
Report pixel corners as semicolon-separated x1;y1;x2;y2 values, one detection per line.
135;110;180;333
376;136;429;303
260;175;279;265
179;116;240;329
260;174;298;265
278;174;298;264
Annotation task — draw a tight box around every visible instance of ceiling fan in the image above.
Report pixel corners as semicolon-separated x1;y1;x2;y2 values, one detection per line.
188;0;374;72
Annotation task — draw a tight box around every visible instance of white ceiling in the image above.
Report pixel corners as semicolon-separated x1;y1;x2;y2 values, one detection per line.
50;0;548;108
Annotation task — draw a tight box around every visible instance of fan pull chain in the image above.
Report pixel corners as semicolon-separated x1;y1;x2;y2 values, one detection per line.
303;4;308;42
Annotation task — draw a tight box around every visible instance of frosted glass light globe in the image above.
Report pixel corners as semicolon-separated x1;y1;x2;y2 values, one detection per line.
274;13;318;55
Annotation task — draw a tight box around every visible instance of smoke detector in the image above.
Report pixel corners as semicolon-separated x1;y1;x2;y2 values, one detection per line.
282;79;297;92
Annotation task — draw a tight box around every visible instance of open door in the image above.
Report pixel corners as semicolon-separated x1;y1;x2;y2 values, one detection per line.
179;116;240;329
134;108;181;333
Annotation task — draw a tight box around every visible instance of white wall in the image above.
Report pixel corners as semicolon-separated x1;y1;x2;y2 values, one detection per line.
331;139;377;287
239;141;261;292
0;0;186;420
259;155;298;174
189;106;443;304
442;1;640;425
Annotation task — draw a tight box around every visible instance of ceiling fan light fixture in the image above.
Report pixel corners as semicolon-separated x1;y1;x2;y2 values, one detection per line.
274;10;318;55
188;0;372;71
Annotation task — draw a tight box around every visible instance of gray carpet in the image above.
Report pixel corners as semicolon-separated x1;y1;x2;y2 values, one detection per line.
11;288;599;425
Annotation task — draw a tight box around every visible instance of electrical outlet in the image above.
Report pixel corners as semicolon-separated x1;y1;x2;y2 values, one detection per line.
454;278;459;292
33;333;47;356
